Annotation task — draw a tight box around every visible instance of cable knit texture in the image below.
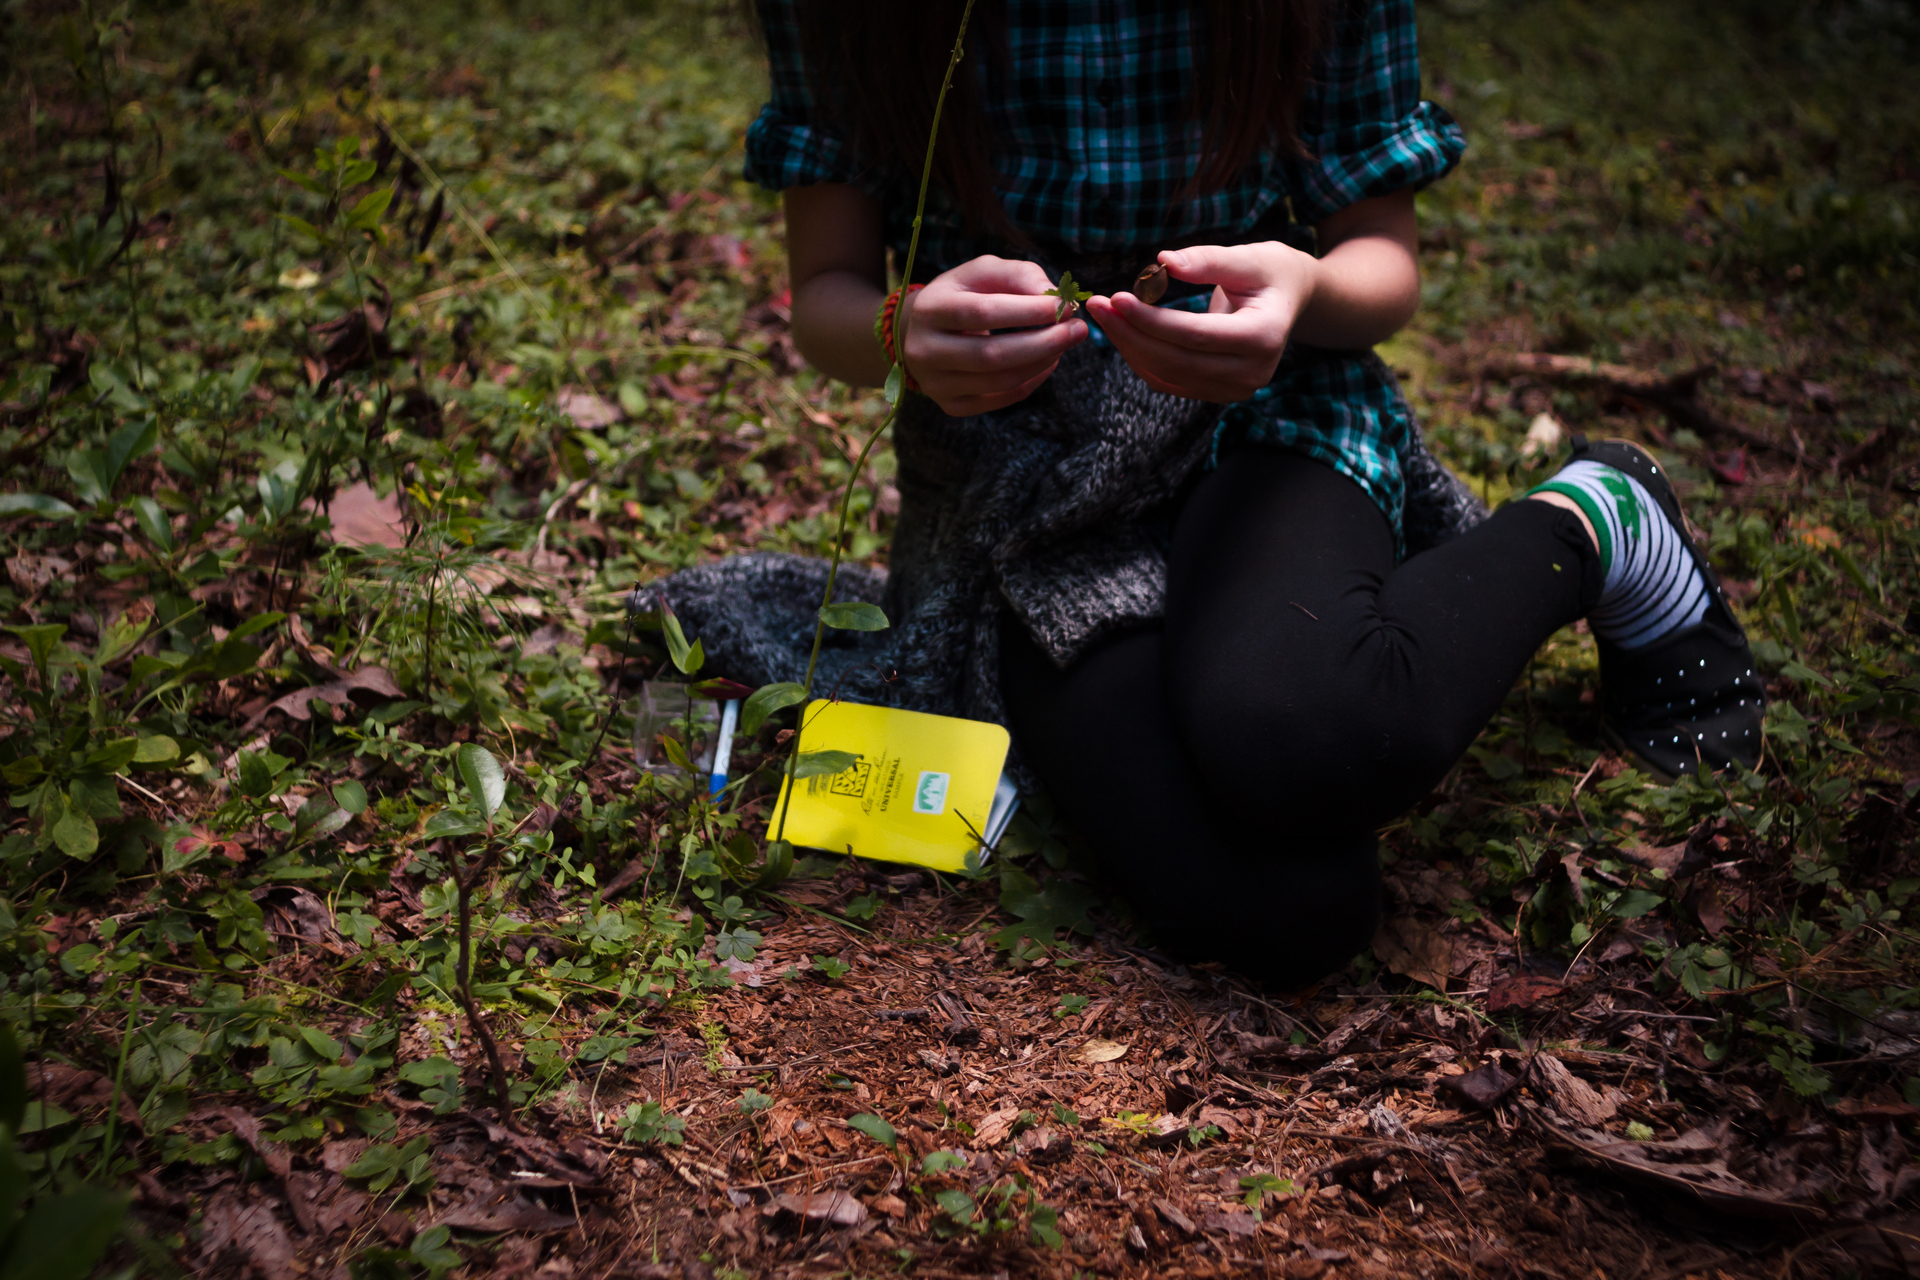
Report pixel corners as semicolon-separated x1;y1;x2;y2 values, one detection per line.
642;341;1486;782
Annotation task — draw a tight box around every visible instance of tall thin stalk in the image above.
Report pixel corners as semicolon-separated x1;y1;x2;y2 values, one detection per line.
774;0;979;843
86;3;143;380
452;841;513;1120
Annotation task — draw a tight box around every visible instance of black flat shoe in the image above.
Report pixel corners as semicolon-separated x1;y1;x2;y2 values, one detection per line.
1568;435;1766;777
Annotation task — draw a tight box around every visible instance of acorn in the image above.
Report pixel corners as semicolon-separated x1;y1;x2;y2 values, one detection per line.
1133;262;1168;304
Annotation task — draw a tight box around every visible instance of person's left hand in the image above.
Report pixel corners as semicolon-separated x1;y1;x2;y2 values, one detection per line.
1083;242;1321;402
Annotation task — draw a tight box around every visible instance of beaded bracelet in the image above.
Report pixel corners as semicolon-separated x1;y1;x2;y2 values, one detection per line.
873;283;924;393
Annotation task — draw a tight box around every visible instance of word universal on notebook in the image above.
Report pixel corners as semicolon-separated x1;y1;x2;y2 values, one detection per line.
767;701;1018;873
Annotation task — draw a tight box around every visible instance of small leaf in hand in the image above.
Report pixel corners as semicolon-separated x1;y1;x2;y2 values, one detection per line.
1134;261;1168;303
818;601;889;631
1044;269;1094;322
741;682;807;735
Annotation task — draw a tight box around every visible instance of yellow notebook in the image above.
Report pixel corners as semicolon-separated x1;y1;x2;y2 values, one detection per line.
768;701;1012;873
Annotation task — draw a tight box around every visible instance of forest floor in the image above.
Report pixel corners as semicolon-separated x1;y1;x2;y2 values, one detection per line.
3;1;1920;1277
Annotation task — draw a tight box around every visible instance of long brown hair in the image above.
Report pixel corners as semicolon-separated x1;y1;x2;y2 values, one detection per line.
776;0;1328;238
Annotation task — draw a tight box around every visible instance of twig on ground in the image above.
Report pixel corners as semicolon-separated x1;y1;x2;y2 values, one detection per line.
1486;352;1801;459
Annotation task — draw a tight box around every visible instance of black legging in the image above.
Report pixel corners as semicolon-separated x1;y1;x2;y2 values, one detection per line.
1000;448;1602;987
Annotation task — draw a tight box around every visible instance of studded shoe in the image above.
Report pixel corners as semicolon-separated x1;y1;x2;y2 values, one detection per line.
1567;435;1767;777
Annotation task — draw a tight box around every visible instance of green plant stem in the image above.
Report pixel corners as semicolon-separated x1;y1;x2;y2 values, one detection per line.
552;598;643;867
451;796;577;1123
774;0;979;844
454;835;515;1123
101;980;140;1178
87;4;144;383
421;545;441;695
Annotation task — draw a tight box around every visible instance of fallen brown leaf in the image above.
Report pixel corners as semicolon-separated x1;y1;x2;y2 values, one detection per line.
436;1191;576;1232
972;1105;1022;1148
198;1189;299;1275
1373;915;1455;990
319;481;407;549
1532;1053;1618;1128
1487;974;1563;1013
1437;1061;1520;1110
245;665;405;729
764;1189;866;1227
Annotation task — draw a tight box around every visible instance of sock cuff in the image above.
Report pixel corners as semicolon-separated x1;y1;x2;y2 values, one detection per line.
1529;479;1613;569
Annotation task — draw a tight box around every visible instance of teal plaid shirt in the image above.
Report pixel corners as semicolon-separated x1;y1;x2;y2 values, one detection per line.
746;0;1466;550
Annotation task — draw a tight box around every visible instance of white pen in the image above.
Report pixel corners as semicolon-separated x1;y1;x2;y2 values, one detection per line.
709;699;740;797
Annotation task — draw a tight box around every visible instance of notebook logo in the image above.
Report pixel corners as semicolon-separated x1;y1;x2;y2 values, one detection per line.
829;759;872;799
912;771;949;815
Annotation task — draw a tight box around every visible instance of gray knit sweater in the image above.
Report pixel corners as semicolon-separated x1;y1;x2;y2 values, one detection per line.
645;341;1485;772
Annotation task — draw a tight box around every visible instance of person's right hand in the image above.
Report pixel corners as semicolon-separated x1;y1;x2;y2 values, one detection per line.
899;256;1087;417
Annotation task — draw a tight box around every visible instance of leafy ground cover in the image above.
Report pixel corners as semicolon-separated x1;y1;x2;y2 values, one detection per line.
2;0;1919;1276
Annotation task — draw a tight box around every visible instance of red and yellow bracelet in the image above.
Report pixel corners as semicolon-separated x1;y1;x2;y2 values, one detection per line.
873;282;924;393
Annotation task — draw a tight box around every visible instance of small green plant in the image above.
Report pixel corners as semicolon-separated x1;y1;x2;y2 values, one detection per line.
812;955;851;982
738;1088;774;1114
1239;1173;1296;1220
0;1030;126;1279
439;743;517;1117
0;614;201;863
847;1113;898;1151
274;137;401;290
929;1173;1061;1248
343;1136;435;1196
921;1150;967;1175
1186;1123;1222;1147
697;1020;729;1072
396;1059;463;1115
621;1101;687;1147
348;1223;463;1280
1054;993;1090;1019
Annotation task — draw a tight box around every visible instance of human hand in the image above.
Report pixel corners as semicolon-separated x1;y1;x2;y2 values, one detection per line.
1083;243;1321;402
900;256;1088;416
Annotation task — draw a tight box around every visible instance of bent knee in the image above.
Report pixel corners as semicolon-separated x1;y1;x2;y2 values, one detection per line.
1137;838;1383;987
1173;692;1457;827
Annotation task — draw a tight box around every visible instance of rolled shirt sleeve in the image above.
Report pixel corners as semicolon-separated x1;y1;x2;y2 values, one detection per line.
1285;0;1467;226
743;0;862;191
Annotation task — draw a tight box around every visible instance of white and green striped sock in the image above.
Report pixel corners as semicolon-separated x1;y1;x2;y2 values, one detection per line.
1533;459;1710;650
